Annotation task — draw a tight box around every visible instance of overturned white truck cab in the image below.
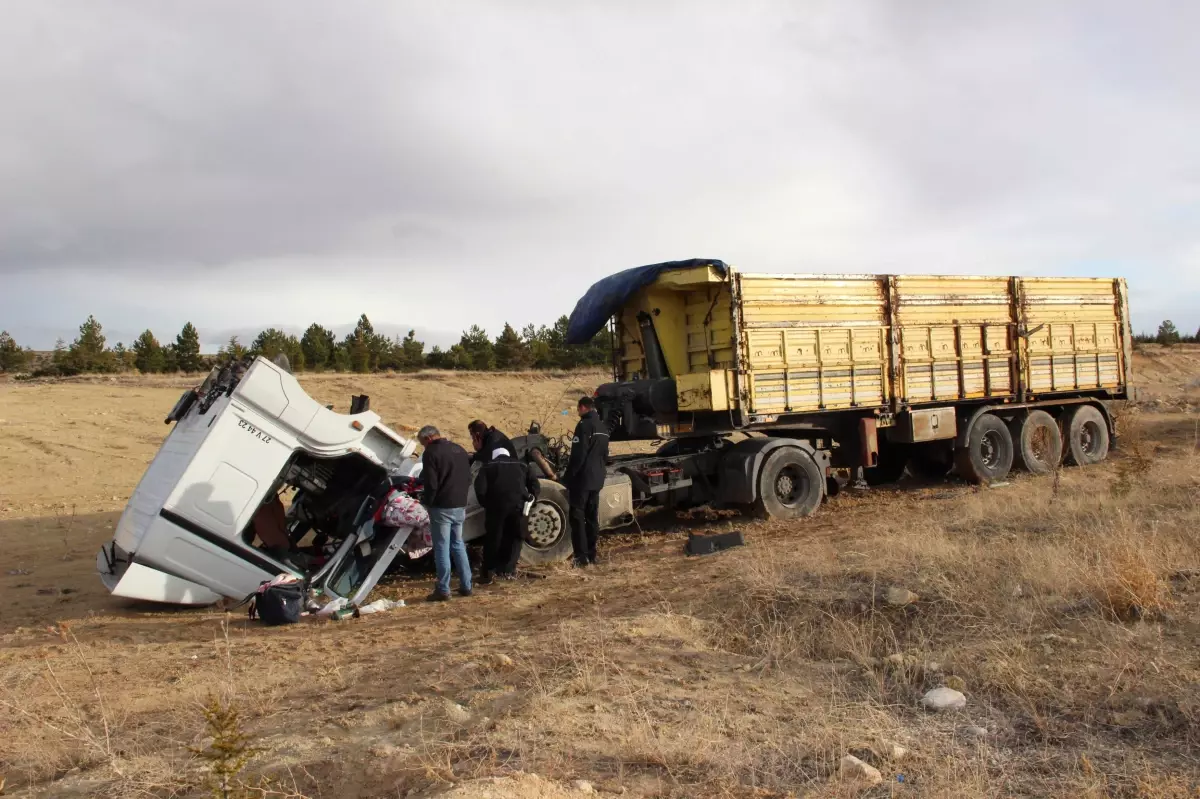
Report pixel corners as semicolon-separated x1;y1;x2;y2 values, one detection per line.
97;357;630;607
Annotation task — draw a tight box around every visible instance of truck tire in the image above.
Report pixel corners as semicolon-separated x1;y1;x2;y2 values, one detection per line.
955;413;1014;485
1062;405;1110;467
519;481;574;566
1011;410;1062;474
752;447;823;520
907;443;954;482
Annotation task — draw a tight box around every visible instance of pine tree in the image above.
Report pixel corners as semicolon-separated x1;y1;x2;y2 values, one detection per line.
1157;320;1180;347
396;330;425;372
112;342;135;371
175;323;202;372
343;314;380;373
162;343;180;373
69;315;115;373
221;335;248;362
0;331;31;373
301;324;334;372
133;330;165;373
51;338;75;376
458;325;495;370
494;323;532;370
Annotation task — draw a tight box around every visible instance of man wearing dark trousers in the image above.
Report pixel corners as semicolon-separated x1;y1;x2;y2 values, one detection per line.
474;448;541;583
563;396;609;567
468;420;516;467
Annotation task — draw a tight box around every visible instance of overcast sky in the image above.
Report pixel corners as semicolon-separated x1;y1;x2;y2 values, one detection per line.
2;1;1197;351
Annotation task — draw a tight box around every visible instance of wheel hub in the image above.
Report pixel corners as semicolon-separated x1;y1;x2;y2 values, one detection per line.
1080;422;1097;454
525;502;563;549
980;431;1001;469
774;466;805;505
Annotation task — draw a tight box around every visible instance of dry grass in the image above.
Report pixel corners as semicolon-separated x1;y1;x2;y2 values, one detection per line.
1;362;1199;797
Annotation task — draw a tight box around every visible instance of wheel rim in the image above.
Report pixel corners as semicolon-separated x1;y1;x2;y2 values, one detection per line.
980;430;1004;470
774;465;807;507
1079;421;1102;456
525;500;565;550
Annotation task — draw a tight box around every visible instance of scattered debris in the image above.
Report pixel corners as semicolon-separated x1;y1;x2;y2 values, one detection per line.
5;569;30;576
685;530;745;556
315;598;351;619
921;687;967;712
356;598;405;615
839;754;883;786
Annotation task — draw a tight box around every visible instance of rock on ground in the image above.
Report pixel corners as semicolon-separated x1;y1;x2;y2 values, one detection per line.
839;754;883;786
921;687;967;712
885;586;919;606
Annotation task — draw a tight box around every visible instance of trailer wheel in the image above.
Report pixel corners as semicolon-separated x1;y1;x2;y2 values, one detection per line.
908;443;954;482
519;481;574;566
1011;410;1062;474
1062;405;1110;467
753;447;823;520
955;413;1014;485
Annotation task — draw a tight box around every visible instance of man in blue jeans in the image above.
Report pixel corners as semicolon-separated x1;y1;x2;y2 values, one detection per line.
417;425;473;602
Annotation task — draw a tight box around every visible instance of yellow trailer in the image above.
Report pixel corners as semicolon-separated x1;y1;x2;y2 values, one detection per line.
566;259;1132;520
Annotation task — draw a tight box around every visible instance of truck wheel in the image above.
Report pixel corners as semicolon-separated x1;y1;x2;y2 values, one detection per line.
519;481;574;566
955;413;1014;485
864;440;908;486
1011;410;1062;474
752;447;823;520
908;444;954;481
1062;405;1110;467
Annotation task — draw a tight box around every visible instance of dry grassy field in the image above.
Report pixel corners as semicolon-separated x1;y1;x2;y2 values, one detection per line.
0;350;1198;798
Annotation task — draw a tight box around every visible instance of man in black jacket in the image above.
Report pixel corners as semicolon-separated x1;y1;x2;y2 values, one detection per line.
468;420;516;466
474;448;541;583
563;396;609;567
418;425;473;601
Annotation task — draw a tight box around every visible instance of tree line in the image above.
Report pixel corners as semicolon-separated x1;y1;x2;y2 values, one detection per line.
1133;320;1199;347
0;314;613;375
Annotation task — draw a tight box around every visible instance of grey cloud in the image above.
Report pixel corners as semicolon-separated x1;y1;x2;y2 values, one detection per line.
0;0;1197;346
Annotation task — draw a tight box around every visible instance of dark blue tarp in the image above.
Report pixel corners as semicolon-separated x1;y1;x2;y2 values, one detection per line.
565;259;729;345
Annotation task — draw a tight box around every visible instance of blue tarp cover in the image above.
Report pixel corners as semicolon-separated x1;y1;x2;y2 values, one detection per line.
565;259;729;345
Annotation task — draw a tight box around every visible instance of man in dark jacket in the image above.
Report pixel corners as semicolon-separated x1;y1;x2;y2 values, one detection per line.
474;448;541;583
468;420;516;466
418;425;473;601
563;396;609;567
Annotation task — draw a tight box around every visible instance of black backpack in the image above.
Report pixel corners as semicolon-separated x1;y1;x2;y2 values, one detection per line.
248;578;305;626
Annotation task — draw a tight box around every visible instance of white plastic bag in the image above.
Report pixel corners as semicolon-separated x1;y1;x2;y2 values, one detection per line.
357;598;406;615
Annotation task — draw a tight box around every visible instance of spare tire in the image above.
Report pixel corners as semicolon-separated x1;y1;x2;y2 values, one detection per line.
955;413;1014;485
1062;405;1110;467
752;447;823;520
1011;410;1062;474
